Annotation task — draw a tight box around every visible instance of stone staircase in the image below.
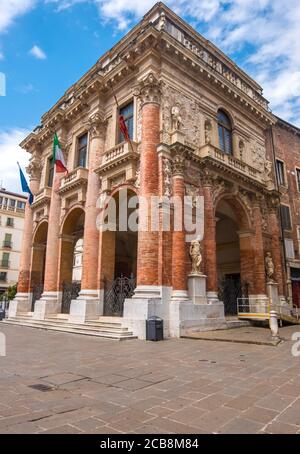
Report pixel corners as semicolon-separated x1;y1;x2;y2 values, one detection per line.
2;313;137;341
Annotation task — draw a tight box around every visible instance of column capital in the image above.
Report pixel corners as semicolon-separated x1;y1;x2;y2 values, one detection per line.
136;72;162;107
86;112;107;139
26;155;43;182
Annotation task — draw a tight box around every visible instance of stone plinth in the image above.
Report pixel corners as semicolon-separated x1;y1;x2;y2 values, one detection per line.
171;130;185;145
33;292;60;320
188;273;207;304
8;293;31;317
69;289;103;324
267;281;279;308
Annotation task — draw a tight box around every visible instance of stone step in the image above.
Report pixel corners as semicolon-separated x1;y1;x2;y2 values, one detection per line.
226;319;251;329
2;319;137;341
7;318;131;334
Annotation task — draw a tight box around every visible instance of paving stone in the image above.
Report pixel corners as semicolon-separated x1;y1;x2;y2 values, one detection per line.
219;418;264;434
241;406;279;424
263;421;300;434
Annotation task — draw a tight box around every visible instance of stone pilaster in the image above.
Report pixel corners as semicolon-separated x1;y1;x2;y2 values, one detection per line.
69;114;106;323
9;158;41;317
268;199;285;298
253;200;267;296
201;171;218;302
171;147;188;300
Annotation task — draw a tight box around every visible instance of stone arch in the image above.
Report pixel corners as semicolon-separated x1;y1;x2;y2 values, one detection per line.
214;193;254;314
58;206;85;299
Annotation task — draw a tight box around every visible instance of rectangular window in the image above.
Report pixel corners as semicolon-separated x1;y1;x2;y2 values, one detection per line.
6;217;14;227
17;201;26;210
0;272;7;281
276;160;285;186
1;252;9;268
3;233;12;248
280;204;292;230
296;169;300;192
48;158;54;187
77;133;88;168
118;101;134;144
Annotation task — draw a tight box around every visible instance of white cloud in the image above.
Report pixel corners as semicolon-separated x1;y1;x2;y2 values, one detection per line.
29;45;47;59
0;128;31;193
0;51;4;60
0;0;36;33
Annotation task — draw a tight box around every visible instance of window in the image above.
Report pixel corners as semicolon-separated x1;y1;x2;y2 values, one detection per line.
6;217;14;227
77;133;88;168
217;110;232;155
17;201;26;210
1;253;9;268
296;169;300;191
118;101;134;144
48;158;54;187
0;272;7;282
280;205;292;230
276;160;285;186
3;233;12;248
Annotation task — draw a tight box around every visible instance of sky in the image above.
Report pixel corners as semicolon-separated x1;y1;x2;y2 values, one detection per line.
0;0;300;193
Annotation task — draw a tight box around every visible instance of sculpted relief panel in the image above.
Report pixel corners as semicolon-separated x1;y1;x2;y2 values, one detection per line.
161;83;204;149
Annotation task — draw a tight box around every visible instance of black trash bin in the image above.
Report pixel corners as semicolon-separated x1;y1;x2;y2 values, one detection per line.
146;316;164;341
0;309;5;321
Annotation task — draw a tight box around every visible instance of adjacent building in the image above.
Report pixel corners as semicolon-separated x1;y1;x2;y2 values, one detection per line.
8;3;299;338
0;189;26;295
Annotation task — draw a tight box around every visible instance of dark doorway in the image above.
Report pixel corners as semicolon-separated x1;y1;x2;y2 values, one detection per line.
218;273;249;316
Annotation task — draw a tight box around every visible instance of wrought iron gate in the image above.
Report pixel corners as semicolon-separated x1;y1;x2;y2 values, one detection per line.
31;284;43;312
104;275;136;317
218;276;249;316
62;281;81;314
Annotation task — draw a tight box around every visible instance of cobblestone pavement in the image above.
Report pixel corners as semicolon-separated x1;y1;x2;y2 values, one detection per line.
0;324;300;434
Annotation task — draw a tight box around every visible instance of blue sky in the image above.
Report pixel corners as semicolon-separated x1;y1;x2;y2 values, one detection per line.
1;0;300;192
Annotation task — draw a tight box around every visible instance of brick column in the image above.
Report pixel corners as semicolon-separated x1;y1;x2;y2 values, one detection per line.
253;202;267;295
81;115;105;291
171;150;188;300
9;159;41;317
202;174;218;301
33;172;64;319
69;114;106;323
135;73;161;297
239;231;254;294
17;178;39;293
269;205;284;296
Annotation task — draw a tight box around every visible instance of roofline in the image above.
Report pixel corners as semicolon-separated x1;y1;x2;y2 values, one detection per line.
0;189;27;200
275;115;300;134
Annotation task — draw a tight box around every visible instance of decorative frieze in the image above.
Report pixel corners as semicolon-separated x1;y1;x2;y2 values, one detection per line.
162;157;172;196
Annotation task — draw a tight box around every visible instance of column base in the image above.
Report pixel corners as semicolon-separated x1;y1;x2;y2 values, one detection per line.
69;289;103;324
169;300;226;338
206;291;220;304
171;290;189;302
8;293;31;318
123;286;171;339
33;292;60;320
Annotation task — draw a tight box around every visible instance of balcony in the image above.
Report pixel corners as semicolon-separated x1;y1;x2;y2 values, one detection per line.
59;167;89;194
198;144;264;185
0;204;25;214
0;261;10;269
98;141;139;174
2;241;12;249
33;187;52;207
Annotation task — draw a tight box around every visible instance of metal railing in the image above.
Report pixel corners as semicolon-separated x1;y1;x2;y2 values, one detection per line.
0;261;10;269
2;241;12;249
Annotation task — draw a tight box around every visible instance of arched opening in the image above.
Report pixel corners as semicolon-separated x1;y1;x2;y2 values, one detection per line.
100;188;138;316
217;109;233;155
59;207;85;314
30;221;48;311
216;198;250;316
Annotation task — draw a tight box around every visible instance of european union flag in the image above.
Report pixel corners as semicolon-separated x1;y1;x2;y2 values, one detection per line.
18;163;34;205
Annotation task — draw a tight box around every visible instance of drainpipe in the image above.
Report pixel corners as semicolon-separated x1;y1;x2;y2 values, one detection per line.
269;125;290;303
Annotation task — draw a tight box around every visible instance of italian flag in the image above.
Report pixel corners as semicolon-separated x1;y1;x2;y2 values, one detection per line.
52;133;68;173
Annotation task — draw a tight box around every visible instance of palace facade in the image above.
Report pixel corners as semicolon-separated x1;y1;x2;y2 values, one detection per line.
8;3;297;338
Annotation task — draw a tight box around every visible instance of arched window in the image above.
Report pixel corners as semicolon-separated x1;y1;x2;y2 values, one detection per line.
217;110;232;155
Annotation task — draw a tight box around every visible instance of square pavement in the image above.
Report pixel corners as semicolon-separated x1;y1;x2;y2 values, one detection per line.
0;324;300;434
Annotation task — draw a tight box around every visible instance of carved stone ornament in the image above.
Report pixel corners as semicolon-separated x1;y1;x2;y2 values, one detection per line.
239;139;245;160
26;156;43;180
135;163;140;189
171;104;183;132
265;252;275;283
87;113;106;139
200;168;214;187
173;153;185;176
163;157;172;196
189;239;202;275
204;119;212;144
158;12;166;31
186;184;199;208
136;73;162;107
